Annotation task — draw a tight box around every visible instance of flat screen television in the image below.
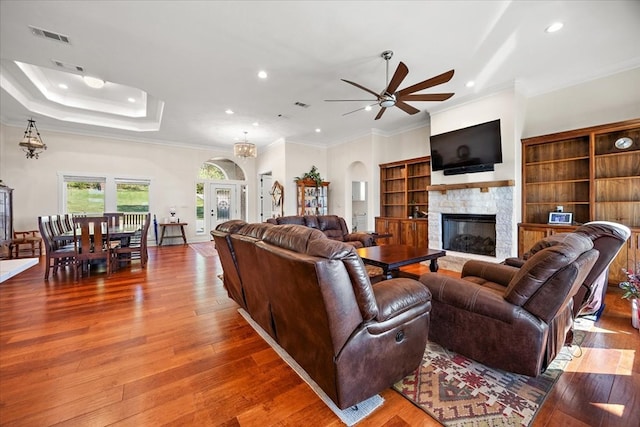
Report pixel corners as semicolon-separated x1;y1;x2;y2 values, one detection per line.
429;119;503;175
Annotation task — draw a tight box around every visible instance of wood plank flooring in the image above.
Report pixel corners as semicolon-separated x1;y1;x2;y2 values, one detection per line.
1;244;638;426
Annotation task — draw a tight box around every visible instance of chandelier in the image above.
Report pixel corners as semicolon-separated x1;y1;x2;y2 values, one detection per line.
19;118;47;159
233;131;257;159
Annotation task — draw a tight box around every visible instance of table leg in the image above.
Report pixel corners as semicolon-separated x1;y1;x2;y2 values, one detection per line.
159;226;166;246
429;258;439;272
180;225;187;245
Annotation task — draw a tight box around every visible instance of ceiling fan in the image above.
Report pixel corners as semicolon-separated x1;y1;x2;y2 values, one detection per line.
325;50;455;120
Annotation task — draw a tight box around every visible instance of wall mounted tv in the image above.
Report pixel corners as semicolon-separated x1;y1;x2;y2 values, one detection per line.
429;119;503;175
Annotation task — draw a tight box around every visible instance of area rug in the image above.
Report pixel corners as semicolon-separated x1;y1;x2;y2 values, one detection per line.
393;318;591;426
189;242;217;257
238;308;383;426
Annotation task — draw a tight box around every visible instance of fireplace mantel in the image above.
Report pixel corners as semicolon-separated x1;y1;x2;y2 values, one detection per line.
426;179;515;194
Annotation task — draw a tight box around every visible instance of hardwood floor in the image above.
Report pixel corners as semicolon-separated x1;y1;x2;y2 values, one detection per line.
1;244;638;426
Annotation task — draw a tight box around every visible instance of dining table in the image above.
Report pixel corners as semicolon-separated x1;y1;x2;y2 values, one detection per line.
53;224;141;246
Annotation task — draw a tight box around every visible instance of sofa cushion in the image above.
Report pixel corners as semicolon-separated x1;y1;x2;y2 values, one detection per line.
307;239;378;321
262;224;327;253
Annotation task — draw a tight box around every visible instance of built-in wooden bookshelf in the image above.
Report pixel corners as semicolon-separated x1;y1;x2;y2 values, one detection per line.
520;118;640;282
376;156;430;246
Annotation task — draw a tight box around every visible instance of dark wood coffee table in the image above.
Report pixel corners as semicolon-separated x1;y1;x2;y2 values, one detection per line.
356;245;446;280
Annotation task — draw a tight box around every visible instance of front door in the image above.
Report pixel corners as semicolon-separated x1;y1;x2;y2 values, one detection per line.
209;183;238;233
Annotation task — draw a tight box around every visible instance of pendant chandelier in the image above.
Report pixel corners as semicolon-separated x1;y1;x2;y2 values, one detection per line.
233;131;257;159
19;118;47;159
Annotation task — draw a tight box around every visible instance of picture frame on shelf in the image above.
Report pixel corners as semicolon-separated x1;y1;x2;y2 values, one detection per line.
548;212;573;225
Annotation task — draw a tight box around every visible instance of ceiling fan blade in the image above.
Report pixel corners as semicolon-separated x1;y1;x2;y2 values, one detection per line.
341;79;381;99
396;69;455;97
374;107;386;120
399;93;455;102
385;61;409;95
325;99;378;102
395;101;420;115
342;106;368;116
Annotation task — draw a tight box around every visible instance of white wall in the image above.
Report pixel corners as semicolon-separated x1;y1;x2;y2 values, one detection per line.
0;124;256;243
523;67;640;137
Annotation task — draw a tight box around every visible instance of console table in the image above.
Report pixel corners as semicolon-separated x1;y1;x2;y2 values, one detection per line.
158;222;188;246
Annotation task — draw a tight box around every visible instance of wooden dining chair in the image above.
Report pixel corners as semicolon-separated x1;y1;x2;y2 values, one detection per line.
112;213;151;271
73;216;114;281
122;213;147;227
38;216;76;280
103;212;123;228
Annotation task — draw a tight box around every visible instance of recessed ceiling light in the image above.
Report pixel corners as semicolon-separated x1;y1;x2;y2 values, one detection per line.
58;83;68;89
364;105;372;111
225;109;234;115
258;70;268;79
83;75;105;89
315;128;321;133
252;122;259;126
127;97;136;103
465;81;475;88
545;22;563;33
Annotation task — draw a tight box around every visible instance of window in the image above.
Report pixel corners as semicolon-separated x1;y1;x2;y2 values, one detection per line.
63;176;106;214
61;174;150;214
196;182;204;233
116;179;150;212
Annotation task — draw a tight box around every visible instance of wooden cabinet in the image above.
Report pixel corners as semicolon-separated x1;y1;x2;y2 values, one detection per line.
0;185;13;258
376;156;430;247
520;118;640;283
517;223;577;257
296;179;329;216
375;217;400;245
400;219;429;247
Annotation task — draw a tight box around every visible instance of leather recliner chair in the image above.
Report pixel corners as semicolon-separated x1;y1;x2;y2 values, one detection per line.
419;233;599;376
505;221;631;318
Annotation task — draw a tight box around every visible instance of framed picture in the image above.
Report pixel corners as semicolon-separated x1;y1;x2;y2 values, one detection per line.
548;212;573;225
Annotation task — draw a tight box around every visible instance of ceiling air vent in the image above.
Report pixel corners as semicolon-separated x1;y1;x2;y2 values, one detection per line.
294;101;310;108
52;59;84;72
29;25;70;44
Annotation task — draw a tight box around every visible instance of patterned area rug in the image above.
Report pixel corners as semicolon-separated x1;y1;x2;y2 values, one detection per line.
189;242;217;257
393;318;591;426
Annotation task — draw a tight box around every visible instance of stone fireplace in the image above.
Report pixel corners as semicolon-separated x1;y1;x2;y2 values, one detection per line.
428;182;515;270
442;213;496;256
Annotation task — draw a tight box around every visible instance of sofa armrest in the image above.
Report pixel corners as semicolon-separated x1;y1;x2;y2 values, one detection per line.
503;257;526;268
366;278;431;334
461;260;519;287
344;232;375;247
420;273;524;324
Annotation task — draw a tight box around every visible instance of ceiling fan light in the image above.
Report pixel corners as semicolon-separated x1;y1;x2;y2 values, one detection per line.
380;99;395;108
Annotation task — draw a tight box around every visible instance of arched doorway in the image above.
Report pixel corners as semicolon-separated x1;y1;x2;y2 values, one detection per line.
196;158;247;236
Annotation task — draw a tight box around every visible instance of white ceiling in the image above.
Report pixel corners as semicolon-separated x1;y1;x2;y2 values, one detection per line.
1;1;639;153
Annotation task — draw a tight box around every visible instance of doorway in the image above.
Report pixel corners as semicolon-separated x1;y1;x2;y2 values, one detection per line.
208;183;238;233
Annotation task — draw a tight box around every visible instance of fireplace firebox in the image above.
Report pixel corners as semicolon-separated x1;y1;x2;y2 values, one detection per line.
442;214;496;256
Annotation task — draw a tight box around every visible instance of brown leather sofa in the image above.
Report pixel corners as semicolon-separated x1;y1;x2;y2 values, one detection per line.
265;215;375;248
212;220;432;409
419;233;598;376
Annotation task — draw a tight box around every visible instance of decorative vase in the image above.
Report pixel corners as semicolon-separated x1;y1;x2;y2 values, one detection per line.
632;299;639;330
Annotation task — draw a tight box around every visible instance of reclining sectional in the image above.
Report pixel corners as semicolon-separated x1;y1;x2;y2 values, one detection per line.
212;220;432;409
266;215;375;248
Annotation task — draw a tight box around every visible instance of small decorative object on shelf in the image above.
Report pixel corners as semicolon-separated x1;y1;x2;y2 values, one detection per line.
169;207;177;223
619;263;640;329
